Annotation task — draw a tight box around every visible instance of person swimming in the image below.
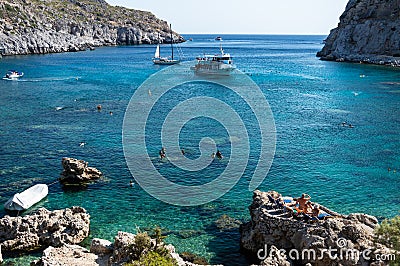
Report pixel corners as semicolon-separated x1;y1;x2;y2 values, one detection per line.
216;150;223;159
159;147;166;159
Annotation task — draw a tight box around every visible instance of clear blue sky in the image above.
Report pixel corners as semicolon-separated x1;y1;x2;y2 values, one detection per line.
107;0;349;35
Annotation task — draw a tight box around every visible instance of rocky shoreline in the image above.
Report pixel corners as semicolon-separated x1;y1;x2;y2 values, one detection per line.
31;231;218;266
0;0;184;56
240;190;394;266
317;0;400;67
0;207;90;253
0;190;395;265
0;207;217;266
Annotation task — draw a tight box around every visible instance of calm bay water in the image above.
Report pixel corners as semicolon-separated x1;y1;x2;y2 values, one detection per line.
0;35;400;265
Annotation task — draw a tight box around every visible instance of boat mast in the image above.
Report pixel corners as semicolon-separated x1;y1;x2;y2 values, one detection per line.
170;24;174;60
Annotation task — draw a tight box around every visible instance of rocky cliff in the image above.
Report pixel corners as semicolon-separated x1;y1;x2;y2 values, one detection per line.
317;0;400;66
0;0;184;56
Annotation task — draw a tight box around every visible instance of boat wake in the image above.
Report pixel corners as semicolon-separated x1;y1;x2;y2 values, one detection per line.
10;77;81;82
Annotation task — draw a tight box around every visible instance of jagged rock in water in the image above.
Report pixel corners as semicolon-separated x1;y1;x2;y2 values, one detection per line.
0;207;90;252
0;0;184;56
59;157;102;185
240;190;394;266
317;0;400;66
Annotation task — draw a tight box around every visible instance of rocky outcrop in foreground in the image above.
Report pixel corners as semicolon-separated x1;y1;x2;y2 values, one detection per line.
0;207;89;252
32;231;219;266
59;157;102;185
240;190;393;266
317;0;400;66
0;0;184;56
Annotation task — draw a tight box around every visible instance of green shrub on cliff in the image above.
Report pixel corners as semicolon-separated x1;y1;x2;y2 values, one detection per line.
127;251;177;266
374;215;400;264
125;227;177;266
131;232;152;260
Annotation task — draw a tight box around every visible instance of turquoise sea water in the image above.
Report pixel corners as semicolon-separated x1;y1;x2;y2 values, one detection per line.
1;35;400;265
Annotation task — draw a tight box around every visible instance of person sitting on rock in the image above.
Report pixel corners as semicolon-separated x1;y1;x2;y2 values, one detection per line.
295;193;311;211
312;204;320;218
305;201;314;214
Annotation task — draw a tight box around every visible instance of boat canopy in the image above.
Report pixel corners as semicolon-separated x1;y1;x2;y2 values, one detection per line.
4;184;48;211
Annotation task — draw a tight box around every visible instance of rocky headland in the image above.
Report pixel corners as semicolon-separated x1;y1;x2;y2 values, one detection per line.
317;0;400;66
0;0;184;56
240;190;394;266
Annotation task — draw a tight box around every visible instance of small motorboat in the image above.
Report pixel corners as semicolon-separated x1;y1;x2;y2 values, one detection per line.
3;70;24;80
4;184;48;211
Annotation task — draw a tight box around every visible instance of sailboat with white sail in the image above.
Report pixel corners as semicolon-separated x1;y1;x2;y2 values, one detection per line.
153;24;180;65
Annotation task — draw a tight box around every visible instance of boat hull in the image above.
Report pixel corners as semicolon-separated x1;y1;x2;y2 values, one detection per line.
4;184;48;211
191;63;235;76
3;71;23;80
153;59;180;65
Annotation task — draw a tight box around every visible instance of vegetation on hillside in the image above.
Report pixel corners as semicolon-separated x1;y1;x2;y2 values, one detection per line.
0;0;173;36
374;215;400;265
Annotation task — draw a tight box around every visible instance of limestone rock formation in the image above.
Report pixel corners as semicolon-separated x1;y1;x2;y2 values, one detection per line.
0;0;184;56
317;0;400;66
31;244;107;266
33;231;221;266
59;157;102;185
90;238;113;255
0;207;90;252
240;190;393;266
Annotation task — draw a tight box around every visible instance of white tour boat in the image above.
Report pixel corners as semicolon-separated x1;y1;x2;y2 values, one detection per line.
191;44;235;75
